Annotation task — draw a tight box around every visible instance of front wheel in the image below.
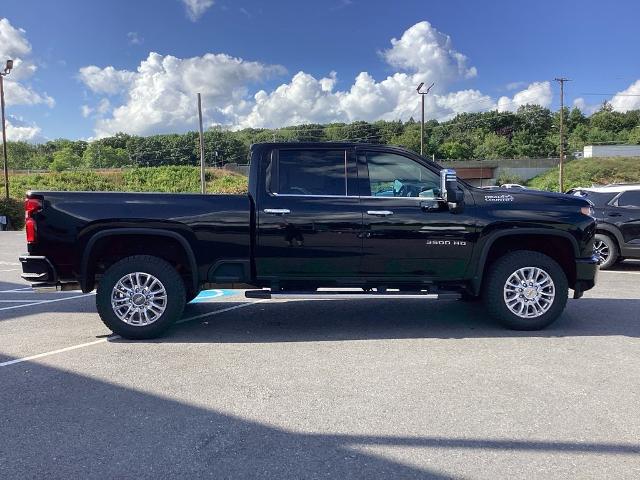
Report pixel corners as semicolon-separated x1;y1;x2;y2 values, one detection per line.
96;255;186;339
483;250;568;330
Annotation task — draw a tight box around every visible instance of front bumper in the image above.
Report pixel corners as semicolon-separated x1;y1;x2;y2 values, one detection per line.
573;255;599;298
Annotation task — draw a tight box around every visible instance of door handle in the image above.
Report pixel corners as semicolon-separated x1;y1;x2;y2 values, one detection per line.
366;210;394;216
608;212;622;217
264;208;291;215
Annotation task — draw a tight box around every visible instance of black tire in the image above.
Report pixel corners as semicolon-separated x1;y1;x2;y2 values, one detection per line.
96;255;186;339
594;233;618;270
483;250;568;330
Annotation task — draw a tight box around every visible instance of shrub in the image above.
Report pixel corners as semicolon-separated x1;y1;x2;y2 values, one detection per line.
527;157;640;191
0;197;24;230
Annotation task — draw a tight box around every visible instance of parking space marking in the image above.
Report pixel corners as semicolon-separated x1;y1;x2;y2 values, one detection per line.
0;300;263;368
600;270;640;276
0;261;20;266
0;269;20;272
0;293;93;312
0;287;32;293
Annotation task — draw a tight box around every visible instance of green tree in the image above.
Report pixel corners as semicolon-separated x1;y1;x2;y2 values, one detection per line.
51;147;83;171
473;133;513;159
83;143;130;168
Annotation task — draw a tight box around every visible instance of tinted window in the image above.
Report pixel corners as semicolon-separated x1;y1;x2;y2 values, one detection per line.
617;190;640;207
365;152;440;198
275;150;346;196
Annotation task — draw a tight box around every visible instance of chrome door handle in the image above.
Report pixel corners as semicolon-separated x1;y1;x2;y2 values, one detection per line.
366;210;393;216
264;208;291;215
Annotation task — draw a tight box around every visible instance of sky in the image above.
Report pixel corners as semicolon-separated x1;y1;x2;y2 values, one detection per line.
1;0;640;142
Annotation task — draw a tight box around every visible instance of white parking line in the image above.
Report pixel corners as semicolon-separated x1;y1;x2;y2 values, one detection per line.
600;270;640;276
0;293;93;312
0;261;20;266
0;287;32;293
0;269;19;272
0;300;263;368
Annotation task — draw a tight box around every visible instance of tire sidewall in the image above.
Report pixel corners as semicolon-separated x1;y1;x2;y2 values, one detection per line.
594;233;617;270
484;251;568;330
96;256;186;339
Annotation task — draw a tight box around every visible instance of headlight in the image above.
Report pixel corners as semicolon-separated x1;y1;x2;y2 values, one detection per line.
580;206;594;217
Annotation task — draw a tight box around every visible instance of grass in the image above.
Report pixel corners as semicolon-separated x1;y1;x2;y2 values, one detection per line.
527;157;640;191
0;166;248;228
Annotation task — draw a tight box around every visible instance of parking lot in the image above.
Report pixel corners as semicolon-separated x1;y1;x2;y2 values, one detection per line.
1;231;639;479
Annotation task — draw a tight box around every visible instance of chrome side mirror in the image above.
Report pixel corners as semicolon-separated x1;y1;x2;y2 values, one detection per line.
440;168;465;212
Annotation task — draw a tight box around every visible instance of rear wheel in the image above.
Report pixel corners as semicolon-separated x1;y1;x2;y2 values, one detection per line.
96;255;186;339
483;250;568;330
594;233;618;270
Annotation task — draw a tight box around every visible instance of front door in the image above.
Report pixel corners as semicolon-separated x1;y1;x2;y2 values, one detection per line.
357;149;476;281
613;190;640;248
255;147;362;283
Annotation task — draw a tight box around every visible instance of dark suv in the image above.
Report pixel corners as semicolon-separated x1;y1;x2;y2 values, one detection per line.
569;184;640;269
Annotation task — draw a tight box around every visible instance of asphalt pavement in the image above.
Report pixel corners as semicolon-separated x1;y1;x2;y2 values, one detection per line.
0;231;639;479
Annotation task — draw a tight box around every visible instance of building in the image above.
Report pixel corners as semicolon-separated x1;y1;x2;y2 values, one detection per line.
583;145;640;158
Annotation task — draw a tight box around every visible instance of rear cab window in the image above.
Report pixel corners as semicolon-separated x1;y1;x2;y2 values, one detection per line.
266;148;357;197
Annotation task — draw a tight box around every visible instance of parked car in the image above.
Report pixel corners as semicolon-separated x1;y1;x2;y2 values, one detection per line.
568;184;640;269
20;143;598;339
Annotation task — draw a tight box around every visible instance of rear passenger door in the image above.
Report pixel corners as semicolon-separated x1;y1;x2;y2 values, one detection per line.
255;147;362;282
613;190;640;247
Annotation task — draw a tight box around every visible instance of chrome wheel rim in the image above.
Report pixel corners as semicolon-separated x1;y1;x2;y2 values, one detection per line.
503;267;555;319
111;272;167;326
593;240;610;264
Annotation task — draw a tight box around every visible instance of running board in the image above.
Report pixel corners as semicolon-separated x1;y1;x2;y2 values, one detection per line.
245;290;461;300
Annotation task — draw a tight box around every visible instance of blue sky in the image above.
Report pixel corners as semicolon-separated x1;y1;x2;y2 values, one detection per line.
2;0;640;142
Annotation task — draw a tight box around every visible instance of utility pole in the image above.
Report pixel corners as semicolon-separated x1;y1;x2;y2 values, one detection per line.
197;93;206;194
554;77;570;193
1;60;14;200
416;82;434;156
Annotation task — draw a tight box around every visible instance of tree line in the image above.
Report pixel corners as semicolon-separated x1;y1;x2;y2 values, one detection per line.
6;103;640;171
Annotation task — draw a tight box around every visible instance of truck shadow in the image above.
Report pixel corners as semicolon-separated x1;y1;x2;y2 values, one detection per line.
154;296;640;343
1;358;639;478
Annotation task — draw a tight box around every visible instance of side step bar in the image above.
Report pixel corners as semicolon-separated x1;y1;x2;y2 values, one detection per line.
245;289;461;300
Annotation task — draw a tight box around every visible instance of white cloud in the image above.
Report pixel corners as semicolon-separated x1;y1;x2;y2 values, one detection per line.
127;31;143;45
573;97;599;115
0;18;54;107
236;21;484;129
78;65;136;95
382;21;477;83
81;105;93;118
609;79;640;112
79;52;285;137
80;21;556;137
497;81;552;112
181;0;214;21
5;115;44;143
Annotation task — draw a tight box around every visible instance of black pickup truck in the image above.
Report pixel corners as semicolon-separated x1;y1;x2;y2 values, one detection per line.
20;143;598;338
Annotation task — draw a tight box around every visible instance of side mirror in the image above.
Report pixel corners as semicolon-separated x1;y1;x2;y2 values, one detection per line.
440;169;465;212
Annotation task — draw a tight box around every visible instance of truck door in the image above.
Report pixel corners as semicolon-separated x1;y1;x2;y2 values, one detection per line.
613;190;640;248
357;148;476;281
255;147;362;283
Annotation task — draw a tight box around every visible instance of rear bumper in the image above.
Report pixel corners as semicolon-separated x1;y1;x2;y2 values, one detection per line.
19;255;57;284
573;255;599;298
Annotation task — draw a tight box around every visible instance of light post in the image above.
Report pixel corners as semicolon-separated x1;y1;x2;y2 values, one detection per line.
416;82;434;156
1;59;14;199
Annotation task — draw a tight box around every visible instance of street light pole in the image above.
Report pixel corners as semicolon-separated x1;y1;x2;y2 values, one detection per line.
1;60;14;200
416;82;434;156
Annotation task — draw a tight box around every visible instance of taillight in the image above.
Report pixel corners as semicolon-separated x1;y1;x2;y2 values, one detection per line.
24;197;42;244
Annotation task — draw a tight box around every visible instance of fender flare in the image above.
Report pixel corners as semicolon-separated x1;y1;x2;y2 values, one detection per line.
595;223;624;251
80;228;199;293
469;229;580;294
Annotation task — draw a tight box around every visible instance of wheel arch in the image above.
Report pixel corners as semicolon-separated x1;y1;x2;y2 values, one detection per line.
470;230;579;295
595;224;623;252
80;228;199;294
